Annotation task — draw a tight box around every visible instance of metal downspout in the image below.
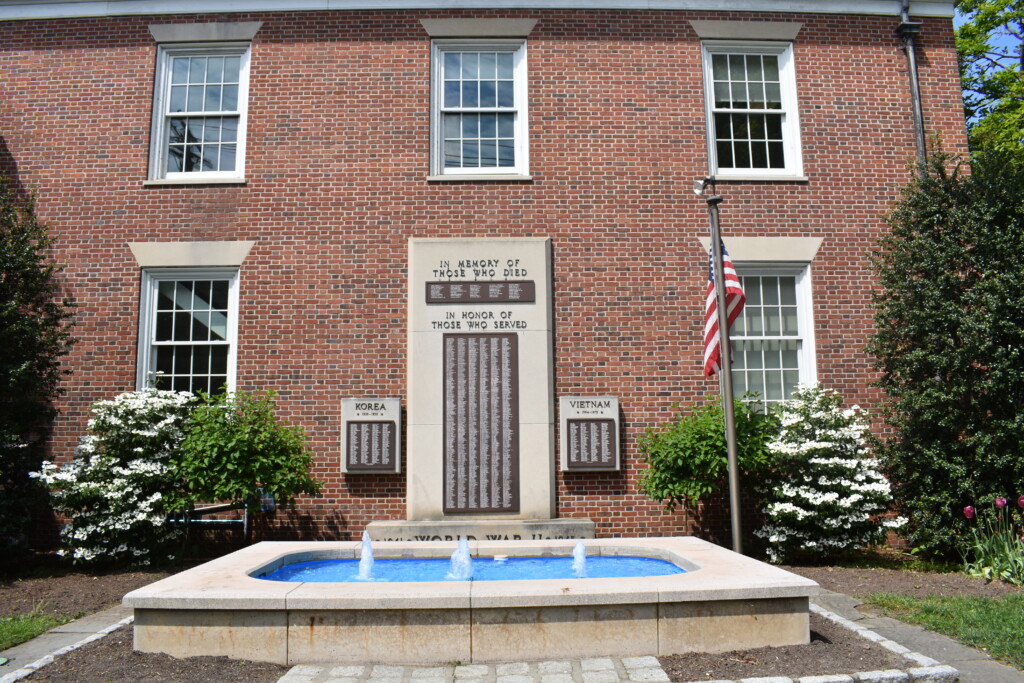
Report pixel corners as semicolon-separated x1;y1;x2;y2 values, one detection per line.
899;0;928;171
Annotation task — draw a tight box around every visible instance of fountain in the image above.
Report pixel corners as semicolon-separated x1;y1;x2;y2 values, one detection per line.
572;539;587;578
124;537;819;665
446;537;473;580
357;530;374;580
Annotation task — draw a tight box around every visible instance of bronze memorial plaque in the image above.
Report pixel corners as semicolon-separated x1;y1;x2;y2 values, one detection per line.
346;421;397;471
566;418;617;469
426;280;536;304
443;333;520;513
559;396;620;471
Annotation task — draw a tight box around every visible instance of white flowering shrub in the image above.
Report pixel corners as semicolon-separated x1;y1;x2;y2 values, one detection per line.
32;388;193;566
754;384;903;564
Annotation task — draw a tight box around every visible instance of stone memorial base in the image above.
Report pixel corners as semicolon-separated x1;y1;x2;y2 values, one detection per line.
366;518;595;542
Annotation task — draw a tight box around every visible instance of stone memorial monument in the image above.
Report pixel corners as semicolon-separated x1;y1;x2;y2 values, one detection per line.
405;238;555;521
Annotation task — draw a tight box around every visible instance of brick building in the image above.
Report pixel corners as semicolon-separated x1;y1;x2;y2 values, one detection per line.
0;0;968;543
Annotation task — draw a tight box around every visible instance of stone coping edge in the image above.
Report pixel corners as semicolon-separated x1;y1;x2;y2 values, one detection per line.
0;615;134;683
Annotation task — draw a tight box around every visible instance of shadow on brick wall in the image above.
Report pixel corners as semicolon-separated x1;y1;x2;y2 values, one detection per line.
0;136;27;200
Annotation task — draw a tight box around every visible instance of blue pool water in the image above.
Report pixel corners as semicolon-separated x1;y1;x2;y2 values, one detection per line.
258;555;686;583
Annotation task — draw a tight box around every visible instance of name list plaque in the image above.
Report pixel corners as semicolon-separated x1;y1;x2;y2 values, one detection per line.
443;333;520;513
559;396;620;471
427;280;536;304
341;398;401;473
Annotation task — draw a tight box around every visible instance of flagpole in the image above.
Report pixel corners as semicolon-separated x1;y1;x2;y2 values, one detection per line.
700;180;744;555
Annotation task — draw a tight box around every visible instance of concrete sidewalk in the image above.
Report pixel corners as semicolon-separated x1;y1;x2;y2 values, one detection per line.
2;592;1022;683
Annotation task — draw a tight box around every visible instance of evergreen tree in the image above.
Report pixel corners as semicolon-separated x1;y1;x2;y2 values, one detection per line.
868;150;1024;555
0;177;76;554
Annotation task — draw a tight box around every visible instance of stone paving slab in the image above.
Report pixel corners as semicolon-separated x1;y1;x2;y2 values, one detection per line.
48;605;133;633
277;658;672;683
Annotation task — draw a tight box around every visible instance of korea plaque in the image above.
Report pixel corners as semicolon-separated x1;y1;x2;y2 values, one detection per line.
342;398;401;473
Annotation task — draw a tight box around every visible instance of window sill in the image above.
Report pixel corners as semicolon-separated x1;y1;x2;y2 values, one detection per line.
144;178;247;186
712;174;808;183
427;174;532;182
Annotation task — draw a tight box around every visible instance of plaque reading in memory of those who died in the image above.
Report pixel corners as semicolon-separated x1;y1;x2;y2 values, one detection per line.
341;398;402;473
559;396;620;471
443;333;520;513
426;280;536;304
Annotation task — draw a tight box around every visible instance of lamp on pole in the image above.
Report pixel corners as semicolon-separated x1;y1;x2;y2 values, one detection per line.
694;177;743;555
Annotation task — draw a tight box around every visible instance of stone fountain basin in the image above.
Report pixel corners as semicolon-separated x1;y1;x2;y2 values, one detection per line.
123;536;819;665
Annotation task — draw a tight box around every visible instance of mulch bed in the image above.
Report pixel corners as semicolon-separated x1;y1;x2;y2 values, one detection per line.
787;564;1023;600
660;611;907;681
25;627;290;682
0;567;171;619
3;557;1022;682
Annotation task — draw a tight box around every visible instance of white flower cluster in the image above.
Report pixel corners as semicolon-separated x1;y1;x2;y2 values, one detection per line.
31;388;193;566
755;384;900;564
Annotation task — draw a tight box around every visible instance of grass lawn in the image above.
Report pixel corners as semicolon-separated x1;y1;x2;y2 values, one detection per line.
862;592;1024;670
0;609;74;651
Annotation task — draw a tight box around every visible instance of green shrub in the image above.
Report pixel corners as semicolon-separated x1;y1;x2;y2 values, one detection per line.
868;150;1024;556
177;390;321;514
638;397;778;525
1;178;75;555
754;384;901;564
34;388;321;566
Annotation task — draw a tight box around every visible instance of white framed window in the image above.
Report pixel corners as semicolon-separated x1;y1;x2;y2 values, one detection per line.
149;43;251;181
701;41;802;178
731;264;816;406
431;40;529;177
137;268;239;393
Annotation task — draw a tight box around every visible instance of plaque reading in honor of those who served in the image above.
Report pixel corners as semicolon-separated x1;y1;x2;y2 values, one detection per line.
566;419;617;469
559;396;620;471
443;333;520;513
426;280;536;304
341;398;402;473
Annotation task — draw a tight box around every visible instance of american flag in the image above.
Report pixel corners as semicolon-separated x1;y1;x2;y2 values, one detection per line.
703;241;745;377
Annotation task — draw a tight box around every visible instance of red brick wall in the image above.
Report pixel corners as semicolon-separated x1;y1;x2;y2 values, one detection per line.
0;9;968;545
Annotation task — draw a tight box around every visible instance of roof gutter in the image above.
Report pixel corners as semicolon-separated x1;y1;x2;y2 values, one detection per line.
0;0;956;22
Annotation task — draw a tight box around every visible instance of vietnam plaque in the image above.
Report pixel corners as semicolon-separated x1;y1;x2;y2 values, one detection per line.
341;398;401;473
559;396;620;471
443;333;519;513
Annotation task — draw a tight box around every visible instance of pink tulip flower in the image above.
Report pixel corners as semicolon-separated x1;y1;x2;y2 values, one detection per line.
1018;494;1024;509
964;505;975;519
996;497;1007;509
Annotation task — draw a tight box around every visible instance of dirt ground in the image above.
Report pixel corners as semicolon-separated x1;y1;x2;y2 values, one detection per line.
2;558;1021;682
